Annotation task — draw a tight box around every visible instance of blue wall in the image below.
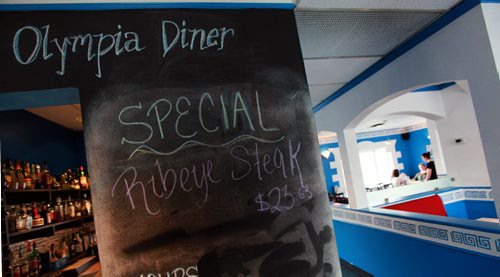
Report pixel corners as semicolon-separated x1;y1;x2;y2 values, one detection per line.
465;201;498;219
444;201;469;219
0;110;86;175
333;220;500;277
320;128;431;191
405;128;431;176
320;142;339;194
444;200;497;220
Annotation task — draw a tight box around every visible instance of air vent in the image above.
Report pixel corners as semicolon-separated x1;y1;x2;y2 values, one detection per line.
370;122;385;128
295;10;440;58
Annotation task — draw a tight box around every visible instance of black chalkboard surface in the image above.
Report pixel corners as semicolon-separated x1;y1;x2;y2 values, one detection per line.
0;9;340;277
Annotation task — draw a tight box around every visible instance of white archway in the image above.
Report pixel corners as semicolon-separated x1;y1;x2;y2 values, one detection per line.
315;4;500;212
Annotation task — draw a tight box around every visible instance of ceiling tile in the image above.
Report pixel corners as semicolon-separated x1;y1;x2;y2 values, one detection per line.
308;83;345;107
296;0;461;11
304;57;380;85
26;105;83;131
295;10;440;58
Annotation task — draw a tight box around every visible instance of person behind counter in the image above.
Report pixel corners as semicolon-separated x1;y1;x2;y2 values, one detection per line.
421;152;437;181
391;169;410;187
413;163;428;181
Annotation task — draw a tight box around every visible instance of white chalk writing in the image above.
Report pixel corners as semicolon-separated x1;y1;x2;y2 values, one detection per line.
12;24;145;78
162;20;234;58
139;265;198;277
118;90;280;159
254;183;312;214
112;159;220;215
230;139;303;184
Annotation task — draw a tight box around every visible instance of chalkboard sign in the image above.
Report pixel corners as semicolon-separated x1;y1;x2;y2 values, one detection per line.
0;8;340;277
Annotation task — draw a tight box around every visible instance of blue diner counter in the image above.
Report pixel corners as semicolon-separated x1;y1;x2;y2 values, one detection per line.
331;187;500;276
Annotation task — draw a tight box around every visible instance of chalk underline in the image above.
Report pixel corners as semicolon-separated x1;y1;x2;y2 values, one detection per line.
128;134;285;160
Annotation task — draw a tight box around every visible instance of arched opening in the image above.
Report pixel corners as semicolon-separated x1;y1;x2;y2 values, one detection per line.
322;80;494;216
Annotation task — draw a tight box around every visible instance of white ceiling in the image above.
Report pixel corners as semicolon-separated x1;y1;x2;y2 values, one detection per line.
355;114;426;133
304;57;380;85
26;104;83;131
296;0;460;10
304;57;379;106
296;0;461;108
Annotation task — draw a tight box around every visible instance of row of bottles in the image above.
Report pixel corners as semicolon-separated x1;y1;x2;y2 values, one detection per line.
1;159;90;190
9;241;41;277
6;195;92;233
7;226;98;277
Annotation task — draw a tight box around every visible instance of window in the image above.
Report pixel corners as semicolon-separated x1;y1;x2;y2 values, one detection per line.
358;140;399;188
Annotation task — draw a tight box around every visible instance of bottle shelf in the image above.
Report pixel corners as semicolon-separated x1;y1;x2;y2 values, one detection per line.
2;188;91;205
7;216;93;244
0;164;94;276
40;252;89;277
3;188;90;193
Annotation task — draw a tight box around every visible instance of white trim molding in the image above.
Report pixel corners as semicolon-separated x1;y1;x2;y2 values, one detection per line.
318;123;427;145
439;188;495;205
331;205;500;259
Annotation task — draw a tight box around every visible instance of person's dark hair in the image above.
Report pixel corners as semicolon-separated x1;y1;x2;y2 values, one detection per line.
422;152;431;159
419;163;426;167
392;169;400;178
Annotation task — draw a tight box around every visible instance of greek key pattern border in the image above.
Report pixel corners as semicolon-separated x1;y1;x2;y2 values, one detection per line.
438;188;494;204
331;206;500;258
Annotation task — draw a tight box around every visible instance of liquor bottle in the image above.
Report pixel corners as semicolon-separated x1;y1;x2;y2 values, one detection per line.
60;237;69;258
75;232;84;253
30;163;36;184
83;193;92;216
68;233;76;257
75;200;82;217
52;175;61;189
8;206;18;233
66;169;73;185
19;245;29;277
49;243;58;263
32;203;44;227
71;168;80;190
12;253;21;277
16;206;27;232
79;166;88;189
45;203;53;224
82;233;90;253
28;241;41;277
63;199;69;219
23;162;33;189
25;206;33;230
40;203;48;224
8;160;18;189
34;165;42;189
49;203;56;224
2;160;12;189
60;172;68;189
41;161;53;189
15;161;25;189
68;197;76;219
55;197;64;222
63;199;69;221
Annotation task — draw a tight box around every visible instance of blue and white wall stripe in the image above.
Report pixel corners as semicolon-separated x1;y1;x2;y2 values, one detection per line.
439;188;495;204
331;205;500;259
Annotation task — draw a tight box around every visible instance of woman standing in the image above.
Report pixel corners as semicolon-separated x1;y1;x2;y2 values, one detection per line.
421;152;437;181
